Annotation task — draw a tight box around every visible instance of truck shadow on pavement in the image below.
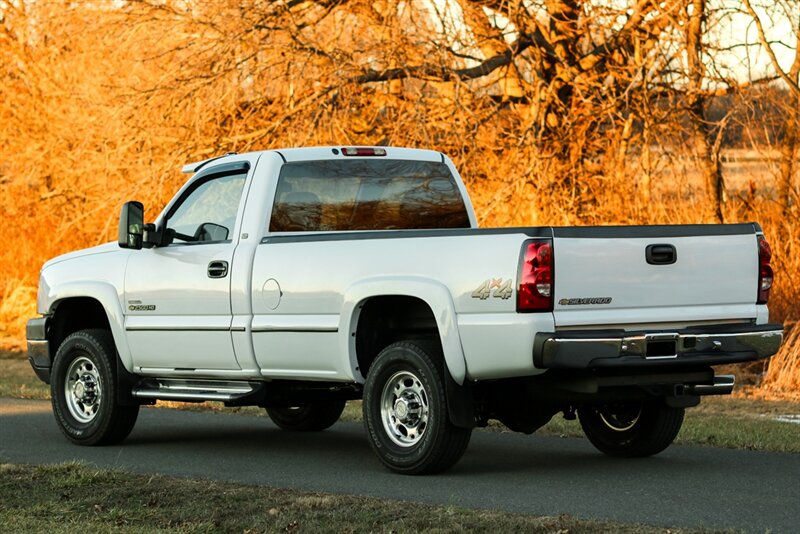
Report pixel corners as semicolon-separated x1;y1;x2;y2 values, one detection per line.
0;403;714;479
123;409;707;479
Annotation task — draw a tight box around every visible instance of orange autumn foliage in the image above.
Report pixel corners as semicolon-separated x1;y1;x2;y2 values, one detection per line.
0;1;797;395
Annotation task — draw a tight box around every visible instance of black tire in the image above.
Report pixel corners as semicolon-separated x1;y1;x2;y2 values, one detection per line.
578;401;684;458
50;329;139;446
362;341;472;475
266;400;346;431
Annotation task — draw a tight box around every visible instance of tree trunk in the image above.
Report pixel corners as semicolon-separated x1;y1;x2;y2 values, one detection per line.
685;0;723;223
742;0;800;215
775;21;800;215
778;103;798;213
640;119;652;206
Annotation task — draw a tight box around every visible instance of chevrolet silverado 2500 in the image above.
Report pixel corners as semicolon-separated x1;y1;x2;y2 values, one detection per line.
27;146;783;474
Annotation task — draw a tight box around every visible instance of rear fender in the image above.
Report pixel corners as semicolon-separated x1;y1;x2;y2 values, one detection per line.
340;276;467;385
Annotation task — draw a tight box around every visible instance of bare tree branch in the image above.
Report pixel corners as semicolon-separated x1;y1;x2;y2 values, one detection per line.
354;33;539;84
742;0;800;95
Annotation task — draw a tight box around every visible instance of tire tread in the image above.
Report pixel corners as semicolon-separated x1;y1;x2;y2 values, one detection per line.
363;340;472;475
579;402;684;458
51;329;139;446
266;400;346;432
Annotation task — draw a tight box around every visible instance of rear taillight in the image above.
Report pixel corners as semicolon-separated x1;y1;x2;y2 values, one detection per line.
757;235;773;304
517;239;554;312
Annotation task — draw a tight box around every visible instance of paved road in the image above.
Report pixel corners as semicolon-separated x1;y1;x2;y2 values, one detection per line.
2;398;798;533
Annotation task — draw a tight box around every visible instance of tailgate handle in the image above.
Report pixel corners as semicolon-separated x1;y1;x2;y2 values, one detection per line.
646;244;676;265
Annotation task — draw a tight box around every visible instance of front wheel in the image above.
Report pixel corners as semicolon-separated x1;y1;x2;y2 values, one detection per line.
578;401;684;457
362;341;472;475
266;400;346;431
50;329;139;445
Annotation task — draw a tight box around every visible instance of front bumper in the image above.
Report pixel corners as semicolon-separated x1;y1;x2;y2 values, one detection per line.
26;317;51;383
534;323;784;370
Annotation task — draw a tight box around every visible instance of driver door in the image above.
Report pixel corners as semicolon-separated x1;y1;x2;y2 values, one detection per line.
124;169;248;372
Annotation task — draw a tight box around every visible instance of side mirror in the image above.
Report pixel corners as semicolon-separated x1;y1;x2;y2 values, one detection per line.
193;222;229;242
118;201;144;250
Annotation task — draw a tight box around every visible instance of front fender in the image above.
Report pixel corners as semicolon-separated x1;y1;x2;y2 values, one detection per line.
45;281;133;371
340;276;467;385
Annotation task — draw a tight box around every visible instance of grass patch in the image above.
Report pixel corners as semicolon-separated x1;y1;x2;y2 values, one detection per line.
516;395;800;453
536;408;800;454
0;351;49;400
0;462;719;533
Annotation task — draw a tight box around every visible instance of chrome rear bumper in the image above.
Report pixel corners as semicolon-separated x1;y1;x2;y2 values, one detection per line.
534;323;784;370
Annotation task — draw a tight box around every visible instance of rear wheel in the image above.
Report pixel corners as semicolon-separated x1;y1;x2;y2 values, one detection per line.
362;341;472;475
266;400;346;431
51;329;139;445
578;401;684;457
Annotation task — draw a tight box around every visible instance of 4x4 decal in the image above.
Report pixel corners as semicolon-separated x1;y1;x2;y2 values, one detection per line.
472;278;513;300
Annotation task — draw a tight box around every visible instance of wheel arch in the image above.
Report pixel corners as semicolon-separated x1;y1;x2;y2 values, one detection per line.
339;277;467;385
45;282;133;372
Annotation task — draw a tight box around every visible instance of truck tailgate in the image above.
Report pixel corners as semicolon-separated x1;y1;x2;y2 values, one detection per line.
551;225;761;328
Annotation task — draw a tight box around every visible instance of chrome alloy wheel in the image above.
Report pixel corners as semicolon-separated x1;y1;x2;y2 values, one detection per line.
380;370;429;447
598;405;642;432
64;356;103;423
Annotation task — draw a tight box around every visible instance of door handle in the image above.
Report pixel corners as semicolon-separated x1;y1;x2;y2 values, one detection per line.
646;244;676;265
208;261;229;278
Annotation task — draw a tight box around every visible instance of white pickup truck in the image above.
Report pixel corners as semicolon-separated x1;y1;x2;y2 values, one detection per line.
27;147;783;474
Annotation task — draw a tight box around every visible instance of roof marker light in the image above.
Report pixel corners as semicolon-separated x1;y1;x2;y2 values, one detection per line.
341;147;387;156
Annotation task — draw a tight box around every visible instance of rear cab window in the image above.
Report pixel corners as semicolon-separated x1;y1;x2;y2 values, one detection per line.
269;159;470;232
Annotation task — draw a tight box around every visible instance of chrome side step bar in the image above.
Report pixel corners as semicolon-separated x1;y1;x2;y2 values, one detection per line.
683;374;735;396
132;379;261;402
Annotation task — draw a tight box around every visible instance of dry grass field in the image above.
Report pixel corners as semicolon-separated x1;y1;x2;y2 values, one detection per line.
0;1;798;398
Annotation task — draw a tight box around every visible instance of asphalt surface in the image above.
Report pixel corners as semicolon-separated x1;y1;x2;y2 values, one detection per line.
1;398;798;533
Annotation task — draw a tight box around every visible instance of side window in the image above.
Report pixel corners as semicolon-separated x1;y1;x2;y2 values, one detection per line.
269;160;470;232
166;173;247;244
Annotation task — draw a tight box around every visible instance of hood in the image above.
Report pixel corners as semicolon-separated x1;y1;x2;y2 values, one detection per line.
42;241;121;270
